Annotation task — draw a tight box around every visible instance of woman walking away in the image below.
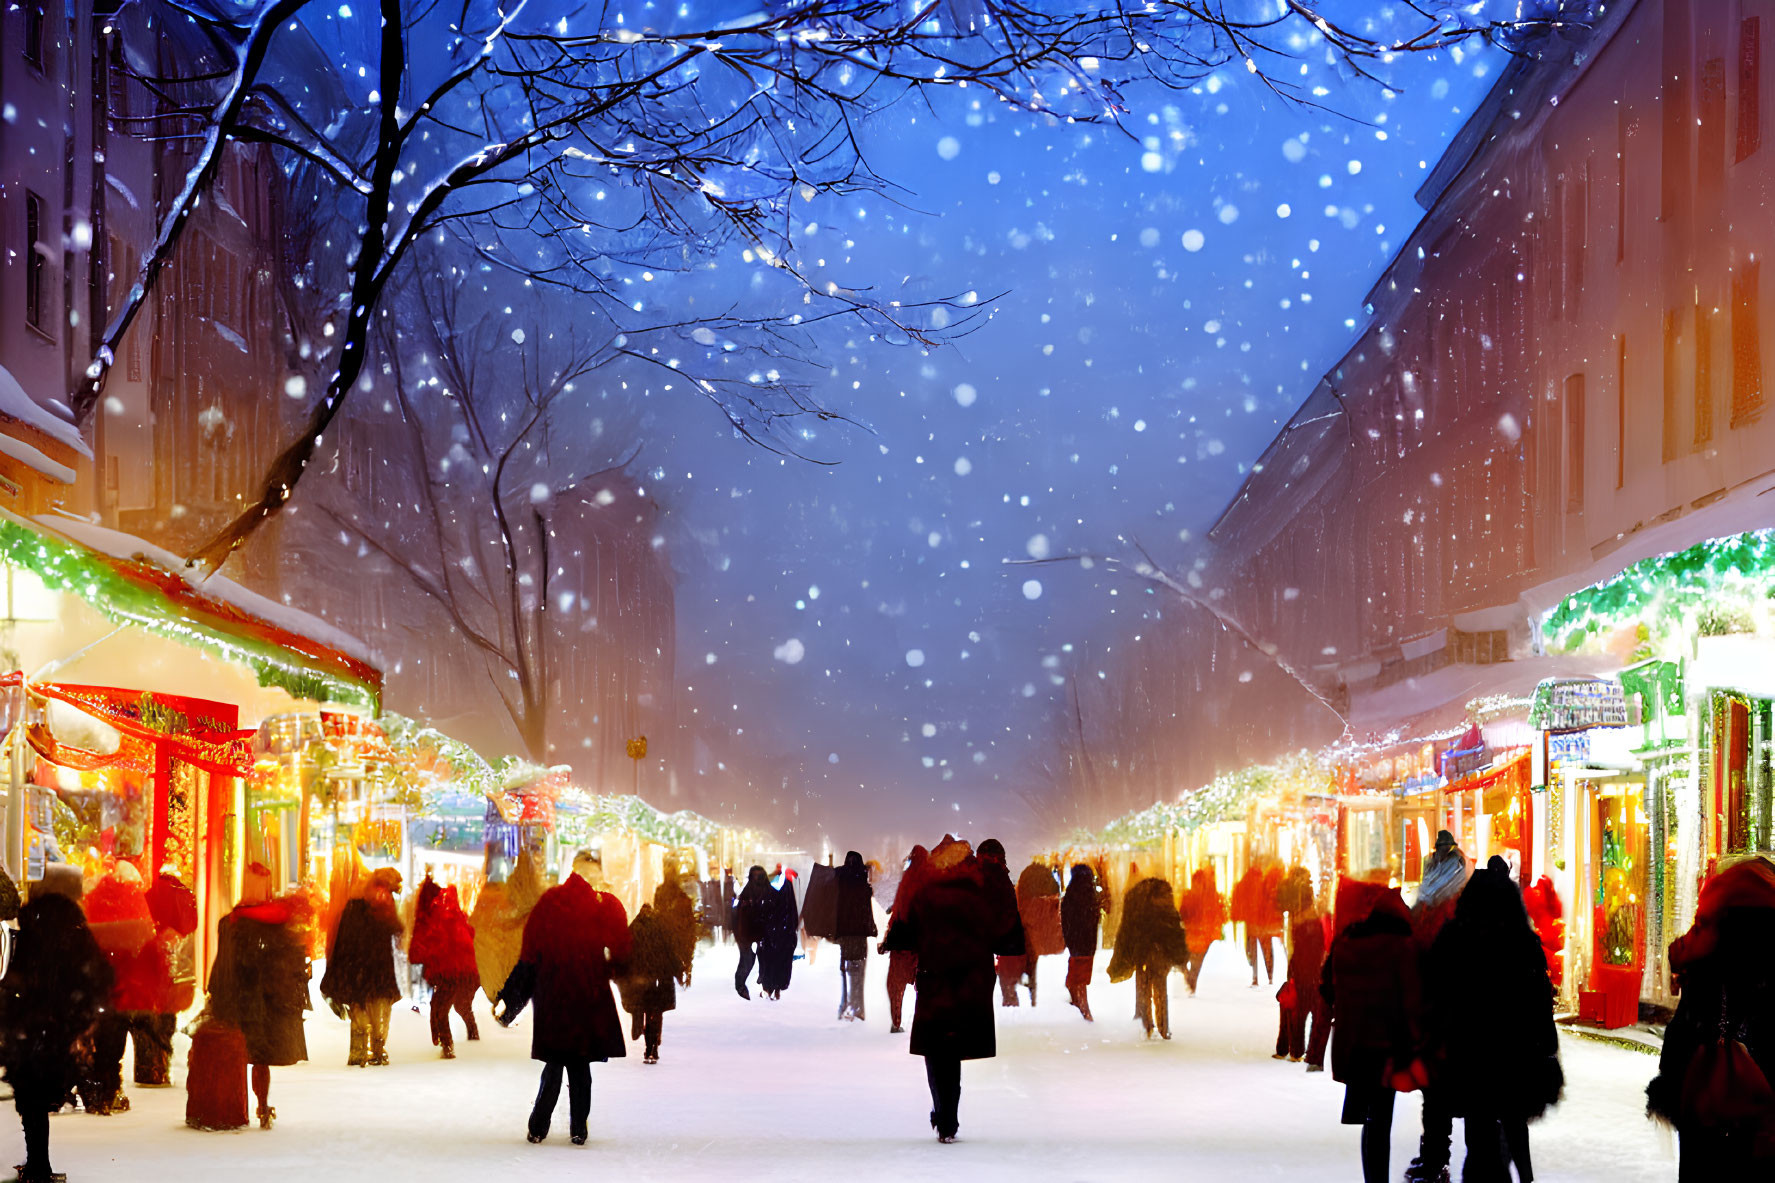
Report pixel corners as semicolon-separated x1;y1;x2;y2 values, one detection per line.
1647;853;1775;1181
1320;880;1420;1183
1422;857;1562;1183
320;866;404;1066
496;849;633;1145
1274;879;1329;1067
1061;864;1101;1020
977;840;1028;1007
881;845;930;1033
202;864;312;1130
879;837;1024;1143
409;875;480;1059
619;903;687;1063
1107;877;1190;1039
0;893;111;1181
732;866;773;999
758;868;800;1000
79;862;153;1114
834;851;877;1021
1014;861;1064;1007
1178;867;1228;995
1232;858;1284;987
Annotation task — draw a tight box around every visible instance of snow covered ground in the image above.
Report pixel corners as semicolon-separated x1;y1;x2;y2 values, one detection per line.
28;939;1674;1182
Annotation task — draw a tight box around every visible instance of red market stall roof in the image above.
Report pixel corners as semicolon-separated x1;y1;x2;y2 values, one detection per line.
0;511;381;709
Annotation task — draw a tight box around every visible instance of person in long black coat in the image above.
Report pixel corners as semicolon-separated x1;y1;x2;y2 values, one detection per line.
204;886;312;1129
1646;854;1775;1181
496;853;633;1144
731;866;773;999
834;851;877;1021
1321;884;1420;1183
758;870;800;999
0;894;111;1182
1106;877;1191;1039
319;867;404;1066
618;903;687;1064
878;838;1024;1143
1060;863;1101;1020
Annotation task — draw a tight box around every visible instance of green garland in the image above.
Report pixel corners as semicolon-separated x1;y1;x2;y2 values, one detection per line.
1545;529;1775;655
1075;755;1324;849
0;518;377;708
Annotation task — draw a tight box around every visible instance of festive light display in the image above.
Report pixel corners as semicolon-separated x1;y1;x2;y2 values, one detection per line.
1544;528;1775;655
0;517;379;708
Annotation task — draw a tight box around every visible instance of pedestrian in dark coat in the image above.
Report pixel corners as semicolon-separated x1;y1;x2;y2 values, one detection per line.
1061;863;1101;1021
1106;877;1190;1039
1646;853;1775;1181
0;893;111;1182
834;851;877;1021
758;869;800;999
619;903;687;1063
1320;882;1420;1183
801;860;840;963
319;866;404;1066
879;837;1024;1142
881;845;930;1033
496;851;633;1145
1274;888;1329;1068
204;869;311;1129
977;839;1027;1011
1406;830;1471;1183
731;865;773;999
408;875;480;1058
1421;857;1562;1183
653;857;698;986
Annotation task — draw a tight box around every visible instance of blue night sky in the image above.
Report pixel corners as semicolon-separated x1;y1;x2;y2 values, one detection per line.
634;23;1510;847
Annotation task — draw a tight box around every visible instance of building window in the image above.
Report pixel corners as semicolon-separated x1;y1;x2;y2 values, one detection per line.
24;192;47;333
1662;3;1693;222
1618;112;1629;263
1567;165;1588;307
1617;335;1628;489
1733;260;1764;426
22;1;45;69
1696;300;1716;448
1566;373;1586;513
1663;309;1682;462
1741;17;1763;163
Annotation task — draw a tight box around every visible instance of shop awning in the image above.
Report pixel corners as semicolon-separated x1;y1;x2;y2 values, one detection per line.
0;511;381;709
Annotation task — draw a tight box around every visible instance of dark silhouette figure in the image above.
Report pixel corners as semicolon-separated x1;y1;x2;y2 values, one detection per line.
1107;877;1190;1039
834;851;877;1020
1647;854;1775;1181
409;875;480;1058
880;837;1024;1143
1060;863;1101;1020
0;893;111;1182
731;866;773;999
200;873;311;1130
619;903;688;1063
495;856;633;1145
1321;882;1420;1183
79;865;152;1114
319;867;404;1067
1274;880;1329;1068
1421;856;1562;1183
881;845;931;1033
136;870;198;1085
759;870;800;999
1407;829;1471;1183
653;859;699;987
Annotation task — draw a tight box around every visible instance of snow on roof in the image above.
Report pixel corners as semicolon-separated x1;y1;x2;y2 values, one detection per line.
0;366;91;458
0;433;76;484
37;511;379;668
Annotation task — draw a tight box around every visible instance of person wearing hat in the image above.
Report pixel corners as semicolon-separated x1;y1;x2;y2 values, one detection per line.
1405;829;1471;1183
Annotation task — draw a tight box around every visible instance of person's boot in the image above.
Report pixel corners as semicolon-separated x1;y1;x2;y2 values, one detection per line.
1078;986;1093;1022
441;1035;456;1060
1403;1161;1451;1183
463;1012;480;1041
735;977;750;1000
257;1104;276;1130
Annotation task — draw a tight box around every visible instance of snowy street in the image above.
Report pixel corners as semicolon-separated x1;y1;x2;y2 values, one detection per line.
30;940;1672;1182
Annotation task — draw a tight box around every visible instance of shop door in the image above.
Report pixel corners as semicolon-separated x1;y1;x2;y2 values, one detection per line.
1584;776;1647;1028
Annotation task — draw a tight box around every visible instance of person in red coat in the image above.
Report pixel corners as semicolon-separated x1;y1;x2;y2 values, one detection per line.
1231;859;1284;987
880;845;930;1034
409;875;480;1059
1178;866;1228;994
79;862;155;1114
495;849;633;1146
1273;882;1329;1068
